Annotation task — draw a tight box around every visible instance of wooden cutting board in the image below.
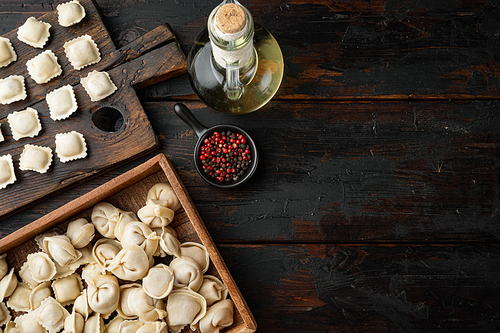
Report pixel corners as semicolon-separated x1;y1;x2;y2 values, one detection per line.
0;0;187;218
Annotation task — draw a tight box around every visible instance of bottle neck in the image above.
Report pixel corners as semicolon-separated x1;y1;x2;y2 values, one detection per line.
208;1;255;70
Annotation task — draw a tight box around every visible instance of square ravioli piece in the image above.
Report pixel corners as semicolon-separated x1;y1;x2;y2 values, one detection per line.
64;35;100;70
19;144;53;173
57;0;86;27
46;85;78;120
0;37;16;68
81;70;117;101
55;131;87;163
17;17;51;48
0;124;4;142
7;107;42;140
0;154;16;189
27;50;63;84
0;75;26;105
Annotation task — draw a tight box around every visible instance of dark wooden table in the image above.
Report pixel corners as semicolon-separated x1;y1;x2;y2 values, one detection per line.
1;0;499;331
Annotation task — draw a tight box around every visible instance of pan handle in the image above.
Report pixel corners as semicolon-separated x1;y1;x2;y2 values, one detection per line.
174;103;209;138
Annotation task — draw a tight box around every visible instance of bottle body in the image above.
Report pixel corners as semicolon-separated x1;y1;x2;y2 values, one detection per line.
187;1;283;114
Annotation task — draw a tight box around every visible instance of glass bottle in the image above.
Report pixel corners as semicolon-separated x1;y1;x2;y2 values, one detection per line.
187;0;284;114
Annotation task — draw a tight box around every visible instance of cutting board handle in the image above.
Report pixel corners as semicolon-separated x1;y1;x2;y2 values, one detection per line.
103;23;178;70
123;41;187;90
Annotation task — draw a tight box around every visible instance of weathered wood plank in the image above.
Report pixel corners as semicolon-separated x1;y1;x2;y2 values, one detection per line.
218;244;500;333
1;100;497;243
1;0;499;100
149;100;500;243
97;0;500;100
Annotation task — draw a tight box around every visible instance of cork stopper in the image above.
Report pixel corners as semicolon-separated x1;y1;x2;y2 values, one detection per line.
215;3;246;34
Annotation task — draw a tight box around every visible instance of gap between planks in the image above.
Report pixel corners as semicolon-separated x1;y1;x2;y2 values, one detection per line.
214;241;500;247
138;94;500;103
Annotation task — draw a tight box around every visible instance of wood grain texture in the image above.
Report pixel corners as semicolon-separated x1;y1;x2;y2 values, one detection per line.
218;244;500;332
89;0;500;101
3;0;500;101
144;100;499;243
1;99;497;243
0;0;498;331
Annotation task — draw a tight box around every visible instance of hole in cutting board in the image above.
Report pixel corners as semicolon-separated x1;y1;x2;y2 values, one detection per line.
92;107;124;132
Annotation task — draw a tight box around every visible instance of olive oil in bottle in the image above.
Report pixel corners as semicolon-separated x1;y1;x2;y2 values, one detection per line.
187;0;283;114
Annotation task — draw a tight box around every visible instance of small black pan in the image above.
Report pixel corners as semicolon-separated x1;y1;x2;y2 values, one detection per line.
174;103;259;188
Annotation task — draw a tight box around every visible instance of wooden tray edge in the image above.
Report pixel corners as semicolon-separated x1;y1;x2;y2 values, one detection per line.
159;157;258;332
0;154;162;253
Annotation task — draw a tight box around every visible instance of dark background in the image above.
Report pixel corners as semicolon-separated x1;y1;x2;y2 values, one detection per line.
1;0;499;331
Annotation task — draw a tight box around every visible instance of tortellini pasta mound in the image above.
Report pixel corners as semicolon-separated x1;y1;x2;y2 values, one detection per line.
0;183;235;333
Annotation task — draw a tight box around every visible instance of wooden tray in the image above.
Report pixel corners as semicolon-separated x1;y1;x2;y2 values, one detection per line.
0;153;257;333
0;0;187;218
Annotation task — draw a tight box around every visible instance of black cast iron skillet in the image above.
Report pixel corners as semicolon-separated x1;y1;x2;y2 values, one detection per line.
173;103;259;188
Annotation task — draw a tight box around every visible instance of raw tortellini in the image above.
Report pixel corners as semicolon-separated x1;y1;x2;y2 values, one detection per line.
0;183;235;333
64;311;84;333
199;299;234;333
29;281;52;310
91;202;137;239
120;222;159;258
198;275;228;306
170;256;204;292
67;218;95;249
0;254;7;280
166;289;207;333
85;273;120;317
0;302;11;326
92;238;122;273
155;226;181;258
138;183;181;229
180;241;210;273
107;245;150;281
36;233;81;266
146;183;182;211
142;264;174;299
